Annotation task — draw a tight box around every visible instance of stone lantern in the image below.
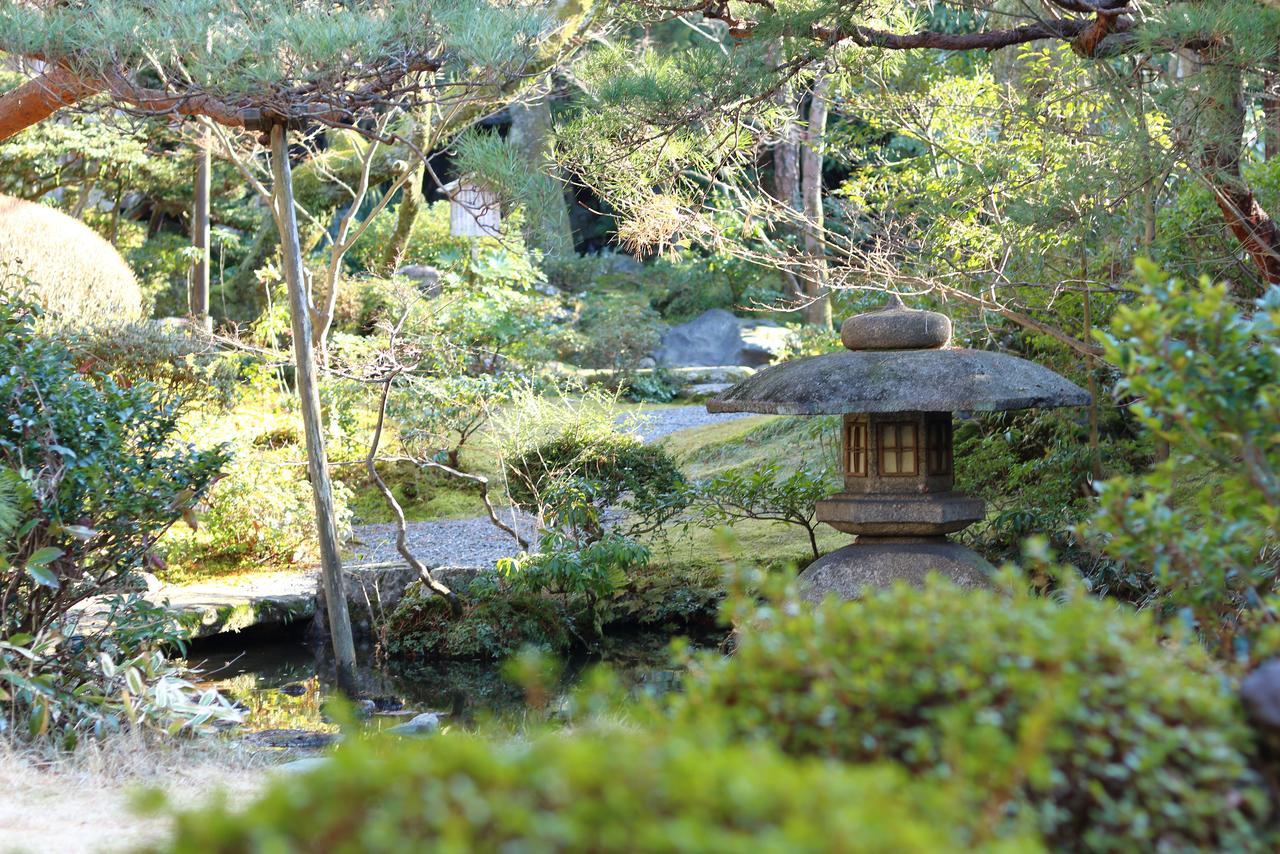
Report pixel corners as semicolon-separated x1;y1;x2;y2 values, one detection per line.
707;296;1090;602
442;177;501;238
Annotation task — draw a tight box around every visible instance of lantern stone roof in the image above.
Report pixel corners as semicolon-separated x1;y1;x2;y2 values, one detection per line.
707;296;1090;415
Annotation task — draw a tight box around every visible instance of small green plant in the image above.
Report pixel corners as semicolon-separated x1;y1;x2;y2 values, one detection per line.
1;598;241;745
621;369;680;403
1090;264;1280;658
689;461;832;559
504;426;686;527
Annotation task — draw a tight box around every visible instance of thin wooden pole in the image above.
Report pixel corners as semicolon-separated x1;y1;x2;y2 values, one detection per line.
1081;246;1102;483
191;128;212;331
269;123;358;692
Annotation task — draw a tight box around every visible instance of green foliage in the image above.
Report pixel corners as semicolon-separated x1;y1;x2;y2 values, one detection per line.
672;574;1269;851
389;561;723;661
164;728;1039;852
556;290;664;370
1091;264;1280;658
499;417;682;630
621;369;680;404
504;425;686;522
387;574;579;660
162;404;353;576
0;297;226;635
0;1;554;100
53;320;242;413
0;297;235;741
689;461;832;560
953;410;1146;599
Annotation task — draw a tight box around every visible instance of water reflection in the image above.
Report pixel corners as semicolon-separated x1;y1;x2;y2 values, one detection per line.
188;631;709;736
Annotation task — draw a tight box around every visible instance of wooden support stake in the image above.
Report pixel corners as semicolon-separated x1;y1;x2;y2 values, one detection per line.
269;123;358;693
191;127;212;331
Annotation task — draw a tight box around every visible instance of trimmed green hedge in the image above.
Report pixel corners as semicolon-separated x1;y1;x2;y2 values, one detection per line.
163;730;1041;852
672;578;1269;851
0;195;142;324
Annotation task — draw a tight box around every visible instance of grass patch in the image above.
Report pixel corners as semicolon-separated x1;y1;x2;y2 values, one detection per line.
660;415;839;481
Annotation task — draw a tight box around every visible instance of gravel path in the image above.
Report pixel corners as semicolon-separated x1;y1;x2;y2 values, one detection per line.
622;404;753;443
348;406;753;569
347;511;537;570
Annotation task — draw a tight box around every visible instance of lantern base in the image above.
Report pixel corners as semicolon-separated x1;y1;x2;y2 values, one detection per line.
797;538;993;603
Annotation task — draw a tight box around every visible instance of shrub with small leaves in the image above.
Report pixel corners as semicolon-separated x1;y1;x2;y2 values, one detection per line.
1090;264;1280;657
162;729;1041;852
672;575;1269;851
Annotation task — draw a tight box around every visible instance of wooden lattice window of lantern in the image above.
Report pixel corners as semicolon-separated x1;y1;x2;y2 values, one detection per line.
845;418;868;477
926;415;953;476
878;421;919;476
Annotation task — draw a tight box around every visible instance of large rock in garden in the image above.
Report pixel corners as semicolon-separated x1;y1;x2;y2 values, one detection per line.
0;194;142;324
393;264;442;297
738;320;796;366
655;309;796;368
654;309;745;367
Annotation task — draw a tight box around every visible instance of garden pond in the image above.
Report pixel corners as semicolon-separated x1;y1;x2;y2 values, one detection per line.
186;629;712;742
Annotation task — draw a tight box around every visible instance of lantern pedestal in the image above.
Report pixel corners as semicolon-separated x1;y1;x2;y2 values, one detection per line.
798;538;993;603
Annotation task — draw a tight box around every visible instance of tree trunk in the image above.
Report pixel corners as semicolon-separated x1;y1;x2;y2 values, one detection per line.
770;40;803;301
800;69;832;328
508;85;575;257
1265;70;1280;161
268;124;358;693
1196;50;1280;293
191;131;212;331
380;110;431;273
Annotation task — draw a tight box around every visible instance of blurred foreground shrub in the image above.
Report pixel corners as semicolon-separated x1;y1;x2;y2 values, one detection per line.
163;729;1039;852
672;576;1268;851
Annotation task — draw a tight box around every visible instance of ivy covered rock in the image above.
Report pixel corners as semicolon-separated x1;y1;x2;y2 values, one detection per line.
672;577;1269;851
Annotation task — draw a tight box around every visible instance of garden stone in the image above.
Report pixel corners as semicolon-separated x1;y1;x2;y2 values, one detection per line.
388;712;441;736
667;365;753;385
654;309;745;367
738;320;795;366
393;264;442;297
1241;659;1280;730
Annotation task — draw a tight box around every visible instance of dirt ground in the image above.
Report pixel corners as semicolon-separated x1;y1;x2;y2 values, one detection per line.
0;738;267;853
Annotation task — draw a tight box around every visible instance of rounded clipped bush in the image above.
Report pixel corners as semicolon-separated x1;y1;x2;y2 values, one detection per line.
164;730;1040;852
673;579;1269;851
0;195;142;323
505;426;685;513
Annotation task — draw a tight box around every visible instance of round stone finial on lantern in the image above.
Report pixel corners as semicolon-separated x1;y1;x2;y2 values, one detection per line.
840;293;951;351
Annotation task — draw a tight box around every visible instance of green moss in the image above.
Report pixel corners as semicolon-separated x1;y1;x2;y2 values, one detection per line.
660;415;839;481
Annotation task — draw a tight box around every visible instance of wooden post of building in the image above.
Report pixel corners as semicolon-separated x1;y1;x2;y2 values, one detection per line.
268;122;358;693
